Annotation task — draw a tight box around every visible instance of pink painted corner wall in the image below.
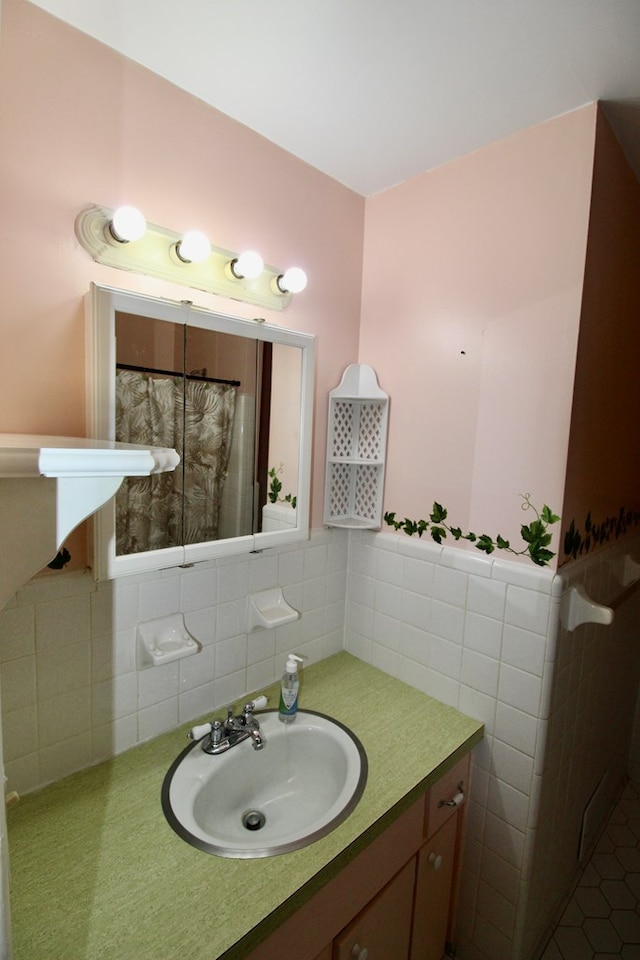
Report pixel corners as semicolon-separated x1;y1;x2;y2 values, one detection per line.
3;0;631;578
360;106;597;566
561;106;640;562
0;0;364;542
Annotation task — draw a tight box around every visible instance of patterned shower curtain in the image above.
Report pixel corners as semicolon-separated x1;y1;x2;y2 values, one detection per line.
115;370;237;555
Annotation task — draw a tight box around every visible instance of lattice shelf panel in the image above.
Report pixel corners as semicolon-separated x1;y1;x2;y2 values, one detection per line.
324;365;388;530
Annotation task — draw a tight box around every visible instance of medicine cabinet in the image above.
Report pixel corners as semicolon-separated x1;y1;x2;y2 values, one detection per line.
323;364;389;529
86;284;315;578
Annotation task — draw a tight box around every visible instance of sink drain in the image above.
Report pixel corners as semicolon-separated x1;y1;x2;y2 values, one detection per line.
242;810;266;831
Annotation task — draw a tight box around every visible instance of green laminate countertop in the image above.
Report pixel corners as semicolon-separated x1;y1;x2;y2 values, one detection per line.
7;652;484;960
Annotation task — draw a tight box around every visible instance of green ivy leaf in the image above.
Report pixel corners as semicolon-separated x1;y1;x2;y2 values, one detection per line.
430;502;447;523
430;526;446;544
496;535;510;550
450;526;462;539
541;505;560;525
530;546;554;566
520;523;536;543
476;534;495;554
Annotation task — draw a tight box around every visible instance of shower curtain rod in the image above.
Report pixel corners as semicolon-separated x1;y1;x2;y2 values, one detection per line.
116;362;240;388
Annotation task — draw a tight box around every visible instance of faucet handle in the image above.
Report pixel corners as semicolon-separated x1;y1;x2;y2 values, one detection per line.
241;695;268;717
189;721;213;741
240;695;269;726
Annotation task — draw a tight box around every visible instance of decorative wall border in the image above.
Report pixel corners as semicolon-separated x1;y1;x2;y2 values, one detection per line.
563;506;640;560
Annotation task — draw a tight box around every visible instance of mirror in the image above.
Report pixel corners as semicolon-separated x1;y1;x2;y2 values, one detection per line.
86;284;315;578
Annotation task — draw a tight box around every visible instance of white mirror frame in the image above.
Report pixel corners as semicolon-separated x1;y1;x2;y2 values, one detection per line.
85;283;315;578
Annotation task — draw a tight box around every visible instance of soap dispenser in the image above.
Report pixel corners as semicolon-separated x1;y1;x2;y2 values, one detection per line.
278;654;304;723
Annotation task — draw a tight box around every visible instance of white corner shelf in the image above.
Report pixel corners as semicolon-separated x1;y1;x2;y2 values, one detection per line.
0;434;179;610
323;364;389;530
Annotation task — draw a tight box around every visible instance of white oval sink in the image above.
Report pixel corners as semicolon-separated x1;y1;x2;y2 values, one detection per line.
161;710;367;858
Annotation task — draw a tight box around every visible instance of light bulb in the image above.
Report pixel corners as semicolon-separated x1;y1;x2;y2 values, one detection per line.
109;206;146;243
175;230;211;264
230;250;264;280
277;267;307;294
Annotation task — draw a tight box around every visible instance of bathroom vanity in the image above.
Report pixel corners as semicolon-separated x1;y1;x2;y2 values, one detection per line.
7;654;483;960
243;751;470;960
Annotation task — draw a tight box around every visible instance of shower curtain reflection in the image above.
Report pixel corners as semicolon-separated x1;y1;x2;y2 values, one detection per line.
115;370;237;554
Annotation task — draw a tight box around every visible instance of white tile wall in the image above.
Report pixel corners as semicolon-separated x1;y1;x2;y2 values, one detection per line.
343;530;558;960
2;523;639;960
0;528;346;796
518;535;640;960
344;529;640;960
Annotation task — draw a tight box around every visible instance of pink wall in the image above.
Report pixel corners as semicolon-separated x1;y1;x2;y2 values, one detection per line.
561;107;640;562
4;2;635;576
0;0;364;543
360;107;597;566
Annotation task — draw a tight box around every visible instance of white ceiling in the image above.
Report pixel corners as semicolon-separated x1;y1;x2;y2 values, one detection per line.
27;0;640;196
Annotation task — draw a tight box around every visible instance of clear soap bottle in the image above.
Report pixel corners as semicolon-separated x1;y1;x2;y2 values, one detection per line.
278;654;303;723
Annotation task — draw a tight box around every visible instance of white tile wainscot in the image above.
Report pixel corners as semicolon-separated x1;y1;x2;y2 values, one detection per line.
345;529;640;960
0;528;348;797
3;522;640;960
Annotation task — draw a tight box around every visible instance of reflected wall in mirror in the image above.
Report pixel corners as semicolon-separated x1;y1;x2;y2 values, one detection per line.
86;284;315;578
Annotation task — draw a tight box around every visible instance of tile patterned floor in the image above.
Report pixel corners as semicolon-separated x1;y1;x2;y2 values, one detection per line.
540;781;640;960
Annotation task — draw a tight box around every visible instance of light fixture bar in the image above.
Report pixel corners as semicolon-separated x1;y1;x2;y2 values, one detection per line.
75;205;293;311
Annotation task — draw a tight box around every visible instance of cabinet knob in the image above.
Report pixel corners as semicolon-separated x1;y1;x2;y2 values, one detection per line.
428;851;443;870
351;944;369;959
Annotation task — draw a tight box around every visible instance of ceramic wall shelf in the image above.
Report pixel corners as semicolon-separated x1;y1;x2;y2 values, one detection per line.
137;614;201;668
248;587;300;631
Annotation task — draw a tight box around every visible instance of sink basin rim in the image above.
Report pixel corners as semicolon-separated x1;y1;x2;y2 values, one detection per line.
161;709;368;859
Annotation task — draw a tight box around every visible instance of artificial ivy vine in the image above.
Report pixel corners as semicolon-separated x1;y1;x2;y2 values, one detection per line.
384;494;560;567
268;466;297;509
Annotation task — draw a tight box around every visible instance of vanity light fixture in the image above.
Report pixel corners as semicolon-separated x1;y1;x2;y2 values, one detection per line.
174;230;212;264
226;250;264;281
75;204;306;311
108;205;147;244
274;267;308;295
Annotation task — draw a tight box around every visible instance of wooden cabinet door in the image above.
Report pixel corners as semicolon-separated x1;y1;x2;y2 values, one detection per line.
410;814;458;960
424;755;469;840
333;857;416;960
312;947;333;960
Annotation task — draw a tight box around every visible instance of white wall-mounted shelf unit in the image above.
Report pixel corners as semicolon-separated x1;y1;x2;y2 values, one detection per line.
323;364;389;529
0;434;178;610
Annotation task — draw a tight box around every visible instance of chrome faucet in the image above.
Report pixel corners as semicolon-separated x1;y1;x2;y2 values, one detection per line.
188;695;268;755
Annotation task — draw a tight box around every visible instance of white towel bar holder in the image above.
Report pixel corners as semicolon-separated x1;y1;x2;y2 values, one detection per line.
561;583;614;633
